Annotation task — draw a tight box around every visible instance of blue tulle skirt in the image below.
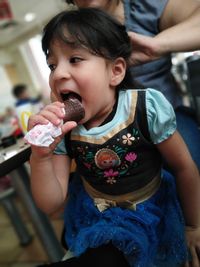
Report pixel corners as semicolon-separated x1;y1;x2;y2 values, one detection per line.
63;171;188;267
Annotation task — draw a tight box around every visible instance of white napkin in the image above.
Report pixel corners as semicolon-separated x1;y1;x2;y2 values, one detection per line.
24;122;62;147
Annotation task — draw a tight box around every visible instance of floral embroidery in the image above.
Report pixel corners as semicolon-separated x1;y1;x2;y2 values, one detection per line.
125;152;137;162
77;146;87;155
122;133;135;145
132;128;140;140
104;169;119;184
104;169;119;178
72;125;141;186
106;177;117;184
83;162;92;169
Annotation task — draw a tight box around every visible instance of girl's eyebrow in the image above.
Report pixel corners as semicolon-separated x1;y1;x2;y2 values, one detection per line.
67;42;88;51
46;44;88;61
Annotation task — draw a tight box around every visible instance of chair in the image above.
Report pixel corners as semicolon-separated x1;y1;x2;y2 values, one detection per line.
185;55;200;125
0;176;32;246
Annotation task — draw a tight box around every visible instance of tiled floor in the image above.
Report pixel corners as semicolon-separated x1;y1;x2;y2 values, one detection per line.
0;193;65;267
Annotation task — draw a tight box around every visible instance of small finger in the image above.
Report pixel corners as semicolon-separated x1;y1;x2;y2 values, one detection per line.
27;114;49;130
62;121;77;133
39;109;63;125
190;246;199;267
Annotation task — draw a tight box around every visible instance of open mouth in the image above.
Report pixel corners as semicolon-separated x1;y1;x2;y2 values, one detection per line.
61;92;82;102
61;92;85;123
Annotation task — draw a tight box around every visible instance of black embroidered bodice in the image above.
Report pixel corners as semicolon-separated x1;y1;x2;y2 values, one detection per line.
65;90;162;195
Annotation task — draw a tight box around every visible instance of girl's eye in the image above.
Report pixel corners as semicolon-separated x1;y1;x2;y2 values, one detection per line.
70;57;83;63
48;64;56;71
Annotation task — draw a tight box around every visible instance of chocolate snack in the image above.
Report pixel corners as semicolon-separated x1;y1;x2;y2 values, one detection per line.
63;96;85;123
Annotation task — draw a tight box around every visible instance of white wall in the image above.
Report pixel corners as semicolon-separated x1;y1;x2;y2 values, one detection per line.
0;66;15;113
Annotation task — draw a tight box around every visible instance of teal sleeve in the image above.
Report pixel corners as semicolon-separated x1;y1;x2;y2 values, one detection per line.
146;88;177;144
54;137;67;155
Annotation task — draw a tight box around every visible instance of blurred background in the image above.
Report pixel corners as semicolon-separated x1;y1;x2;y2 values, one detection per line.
0;1;71;267
0;0;199;267
0;0;69;110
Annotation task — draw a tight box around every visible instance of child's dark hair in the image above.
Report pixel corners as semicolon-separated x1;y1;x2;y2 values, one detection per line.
42;7;134;88
65;0;74;4
12;84;27;98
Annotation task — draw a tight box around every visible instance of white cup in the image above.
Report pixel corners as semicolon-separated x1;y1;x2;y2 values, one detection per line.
15;103;33;134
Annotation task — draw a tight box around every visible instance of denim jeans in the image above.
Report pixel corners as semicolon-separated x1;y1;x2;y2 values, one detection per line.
176;106;200;169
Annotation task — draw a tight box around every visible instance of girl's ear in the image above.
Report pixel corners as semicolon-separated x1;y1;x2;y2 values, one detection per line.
110;57;126;86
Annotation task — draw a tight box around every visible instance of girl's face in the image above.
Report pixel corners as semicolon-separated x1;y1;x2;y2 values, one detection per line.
73;0;109;8
47;39;125;129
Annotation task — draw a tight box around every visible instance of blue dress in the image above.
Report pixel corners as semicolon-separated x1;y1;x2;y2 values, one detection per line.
55;89;188;267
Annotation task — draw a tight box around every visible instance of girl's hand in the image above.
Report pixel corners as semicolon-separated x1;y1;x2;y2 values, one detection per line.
27;101;77;158
185;226;200;267
28;101;65;131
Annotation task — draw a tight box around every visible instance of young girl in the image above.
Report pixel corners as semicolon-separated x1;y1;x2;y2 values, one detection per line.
65;0;200;171
27;8;200;267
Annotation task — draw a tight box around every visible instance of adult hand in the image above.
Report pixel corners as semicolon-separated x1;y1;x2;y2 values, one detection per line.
128;32;164;66
184;226;200;267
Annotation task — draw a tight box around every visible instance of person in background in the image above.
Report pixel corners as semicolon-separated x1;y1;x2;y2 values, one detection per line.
0;109;22;140
65;0;200;169
28;8;200;267
12;84;44;133
4;107;23;138
12;83;43;110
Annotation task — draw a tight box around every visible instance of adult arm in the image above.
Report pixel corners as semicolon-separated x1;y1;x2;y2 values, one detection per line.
159;0;200;53
129;0;200;65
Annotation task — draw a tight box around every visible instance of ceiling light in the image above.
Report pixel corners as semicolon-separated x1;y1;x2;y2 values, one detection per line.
24;13;36;22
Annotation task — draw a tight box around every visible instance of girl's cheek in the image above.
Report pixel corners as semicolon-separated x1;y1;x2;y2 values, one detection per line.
50;92;57;102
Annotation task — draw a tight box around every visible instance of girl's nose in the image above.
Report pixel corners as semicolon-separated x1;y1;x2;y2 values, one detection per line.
53;63;71;81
